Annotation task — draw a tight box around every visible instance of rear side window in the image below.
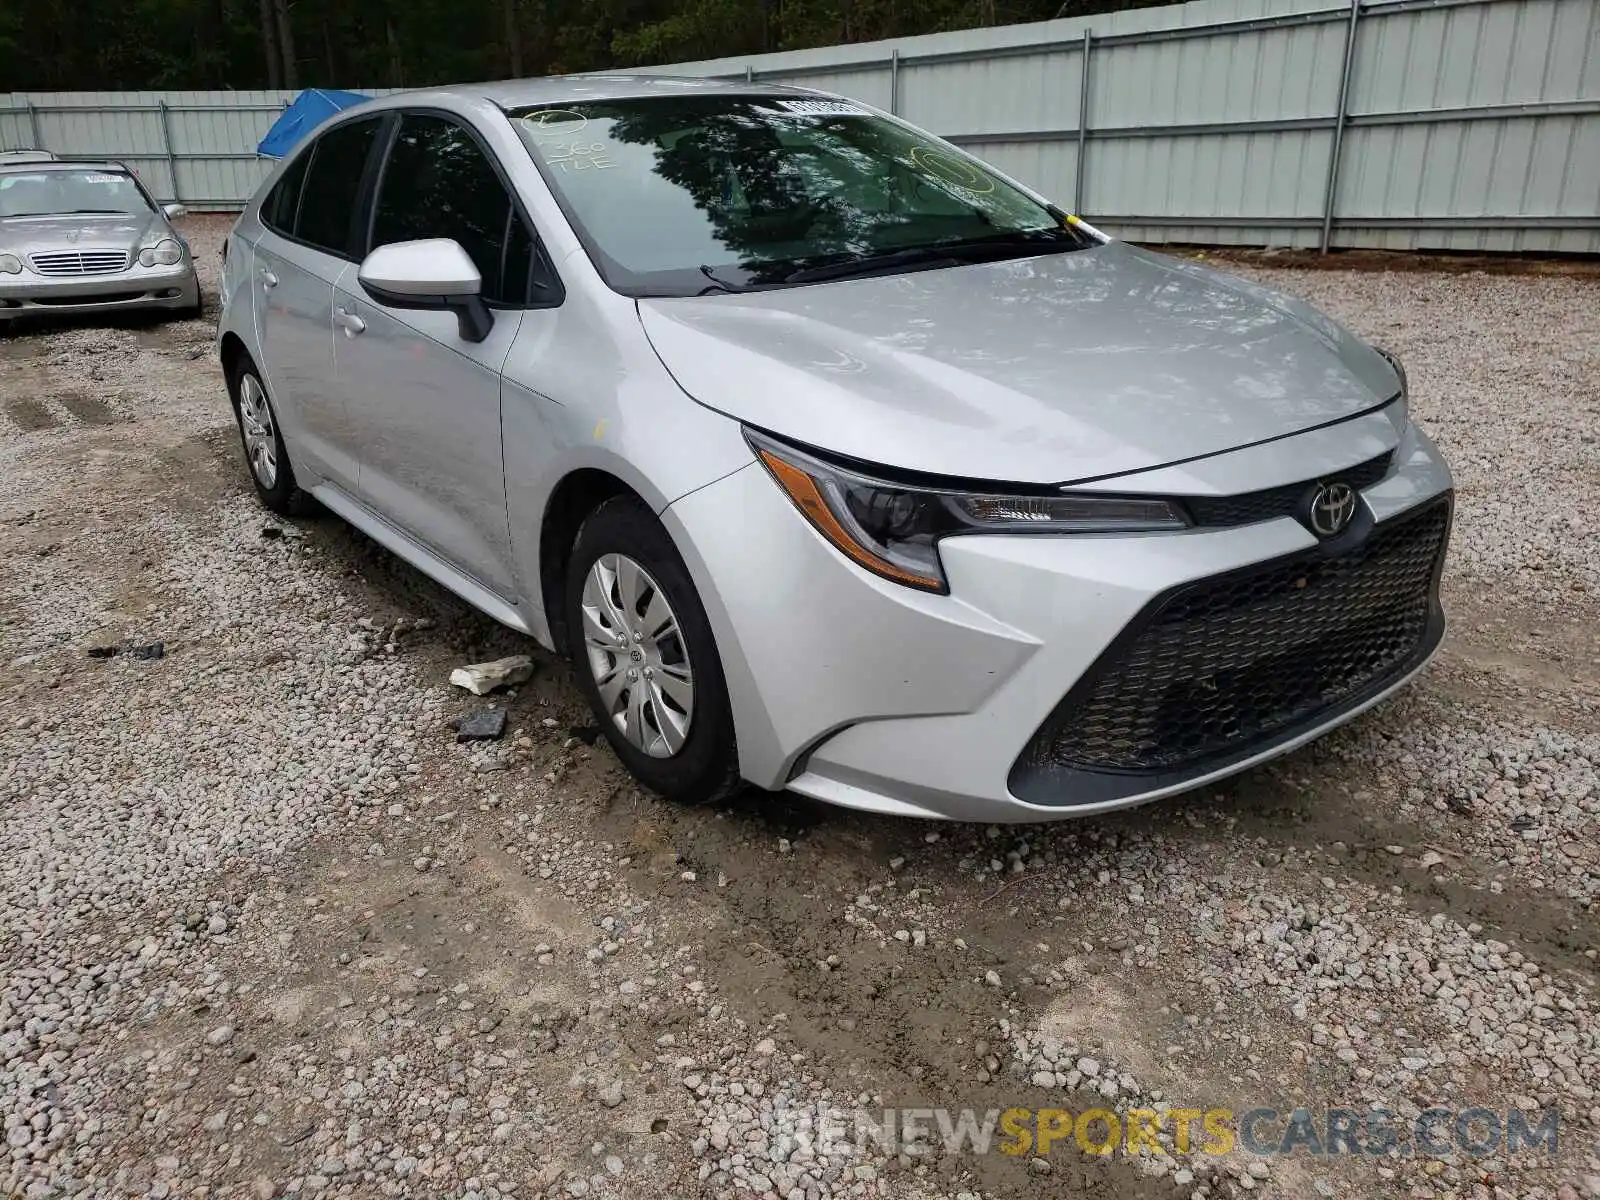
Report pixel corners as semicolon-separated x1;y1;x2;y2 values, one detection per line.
260;151;310;235
294;116;382;257
370;114;532;305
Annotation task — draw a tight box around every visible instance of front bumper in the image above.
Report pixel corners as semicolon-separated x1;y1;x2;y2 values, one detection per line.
663;419;1454;822
0;263;200;320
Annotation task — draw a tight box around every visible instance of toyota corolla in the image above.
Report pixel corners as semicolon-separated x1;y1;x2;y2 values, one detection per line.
216;77;1452;821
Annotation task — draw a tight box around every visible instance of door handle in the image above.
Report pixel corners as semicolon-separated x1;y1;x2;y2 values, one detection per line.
334;306;366;336
259;267;278;288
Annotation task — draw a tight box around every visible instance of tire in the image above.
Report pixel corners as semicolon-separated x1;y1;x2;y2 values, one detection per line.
226;354;315;517
565;496;741;805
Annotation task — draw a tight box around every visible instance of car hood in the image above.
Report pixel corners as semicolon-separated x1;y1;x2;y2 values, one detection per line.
0;212;161;257
638;242;1400;485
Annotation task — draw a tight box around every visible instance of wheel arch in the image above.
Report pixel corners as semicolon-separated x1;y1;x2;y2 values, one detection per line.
219;330;252;383
537;468;645;656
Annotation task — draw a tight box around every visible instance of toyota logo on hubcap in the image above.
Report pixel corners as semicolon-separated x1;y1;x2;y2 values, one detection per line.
1308;482;1358;537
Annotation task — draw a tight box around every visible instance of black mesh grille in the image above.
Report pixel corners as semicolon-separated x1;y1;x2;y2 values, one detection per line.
1016;498;1449;777
1185;451;1393;529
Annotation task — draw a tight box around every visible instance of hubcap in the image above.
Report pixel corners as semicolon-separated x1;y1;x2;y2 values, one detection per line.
237;374;278;489
581;554;695;758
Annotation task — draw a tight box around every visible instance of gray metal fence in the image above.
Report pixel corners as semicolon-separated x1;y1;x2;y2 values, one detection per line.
0;88;401;213
0;91;297;211
3;0;1597;252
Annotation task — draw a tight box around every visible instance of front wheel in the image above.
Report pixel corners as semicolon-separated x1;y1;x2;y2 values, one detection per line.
565;497;740;805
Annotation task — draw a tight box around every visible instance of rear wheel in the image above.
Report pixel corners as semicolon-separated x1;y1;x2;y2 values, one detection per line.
565;497;740;805
227;355;314;517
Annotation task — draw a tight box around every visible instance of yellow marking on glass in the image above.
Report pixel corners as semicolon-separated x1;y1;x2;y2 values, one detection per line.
908;145;996;195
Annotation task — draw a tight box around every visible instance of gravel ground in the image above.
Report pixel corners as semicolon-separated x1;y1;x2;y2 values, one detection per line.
1;218;1596;1200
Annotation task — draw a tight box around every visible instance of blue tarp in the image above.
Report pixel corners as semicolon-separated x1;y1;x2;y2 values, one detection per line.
257;89;372;158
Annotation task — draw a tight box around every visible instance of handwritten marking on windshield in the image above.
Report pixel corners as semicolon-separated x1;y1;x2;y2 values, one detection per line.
908;146;996;195
543;140;615;173
522;110;590;140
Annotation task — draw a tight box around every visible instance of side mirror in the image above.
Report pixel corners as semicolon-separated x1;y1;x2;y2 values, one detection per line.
162;203;187;220
358;238;494;343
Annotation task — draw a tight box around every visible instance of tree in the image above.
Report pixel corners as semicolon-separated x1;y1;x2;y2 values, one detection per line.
0;0;1173;91
505;0;523;76
259;0;282;88
272;0;298;87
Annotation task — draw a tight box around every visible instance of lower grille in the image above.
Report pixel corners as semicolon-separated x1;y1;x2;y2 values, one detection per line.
1014;497;1450;781
28;250;129;276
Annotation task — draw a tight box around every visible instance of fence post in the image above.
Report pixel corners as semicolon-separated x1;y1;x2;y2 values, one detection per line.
745;64;754;83
889;48;901;115
156;99;182;204
26;101;44;149
1074;30;1093;214
1319;0;1362;253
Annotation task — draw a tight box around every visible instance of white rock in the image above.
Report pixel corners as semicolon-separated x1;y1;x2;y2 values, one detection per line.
449;656;534;695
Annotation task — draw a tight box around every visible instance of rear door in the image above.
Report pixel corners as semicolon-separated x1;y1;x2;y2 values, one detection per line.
252;114;386;490
332;110;548;598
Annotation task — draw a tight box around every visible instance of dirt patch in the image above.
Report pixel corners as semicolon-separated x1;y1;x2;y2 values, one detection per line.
4;396;59;431
58;390;121;425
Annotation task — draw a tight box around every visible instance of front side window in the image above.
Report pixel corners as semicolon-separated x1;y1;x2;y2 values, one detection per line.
295;116;382;257
371;113;533;305
510;95;1092;296
0;169;152;219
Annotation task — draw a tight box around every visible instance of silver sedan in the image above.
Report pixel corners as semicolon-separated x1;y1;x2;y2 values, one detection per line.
216;77;1453;822
0;160;201;323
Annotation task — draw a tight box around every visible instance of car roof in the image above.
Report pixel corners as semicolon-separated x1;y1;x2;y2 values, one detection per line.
388;74;815;112
0;159;132;175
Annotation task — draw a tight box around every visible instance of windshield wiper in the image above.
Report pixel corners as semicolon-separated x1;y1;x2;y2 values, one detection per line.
698;264;755;294
2;209;131;218
783;245;964;285
949;226;1094;258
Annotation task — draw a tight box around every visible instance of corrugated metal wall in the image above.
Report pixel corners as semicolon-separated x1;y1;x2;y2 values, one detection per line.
0;89;402;211
3;0;1596;252
0;91;292;208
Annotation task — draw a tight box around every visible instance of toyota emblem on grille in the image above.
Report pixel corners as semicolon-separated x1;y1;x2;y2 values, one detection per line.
1308;482;1358;537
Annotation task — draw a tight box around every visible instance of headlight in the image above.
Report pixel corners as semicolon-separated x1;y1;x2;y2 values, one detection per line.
747;429;1190;593
0;252;21;275
1373;345;1409;426
139;238;183;267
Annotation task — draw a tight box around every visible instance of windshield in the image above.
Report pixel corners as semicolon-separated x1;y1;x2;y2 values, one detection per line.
0;169;151;218
510;95;1091;296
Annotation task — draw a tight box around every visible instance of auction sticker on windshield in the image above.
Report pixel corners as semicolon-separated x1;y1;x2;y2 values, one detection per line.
762;98;868;117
